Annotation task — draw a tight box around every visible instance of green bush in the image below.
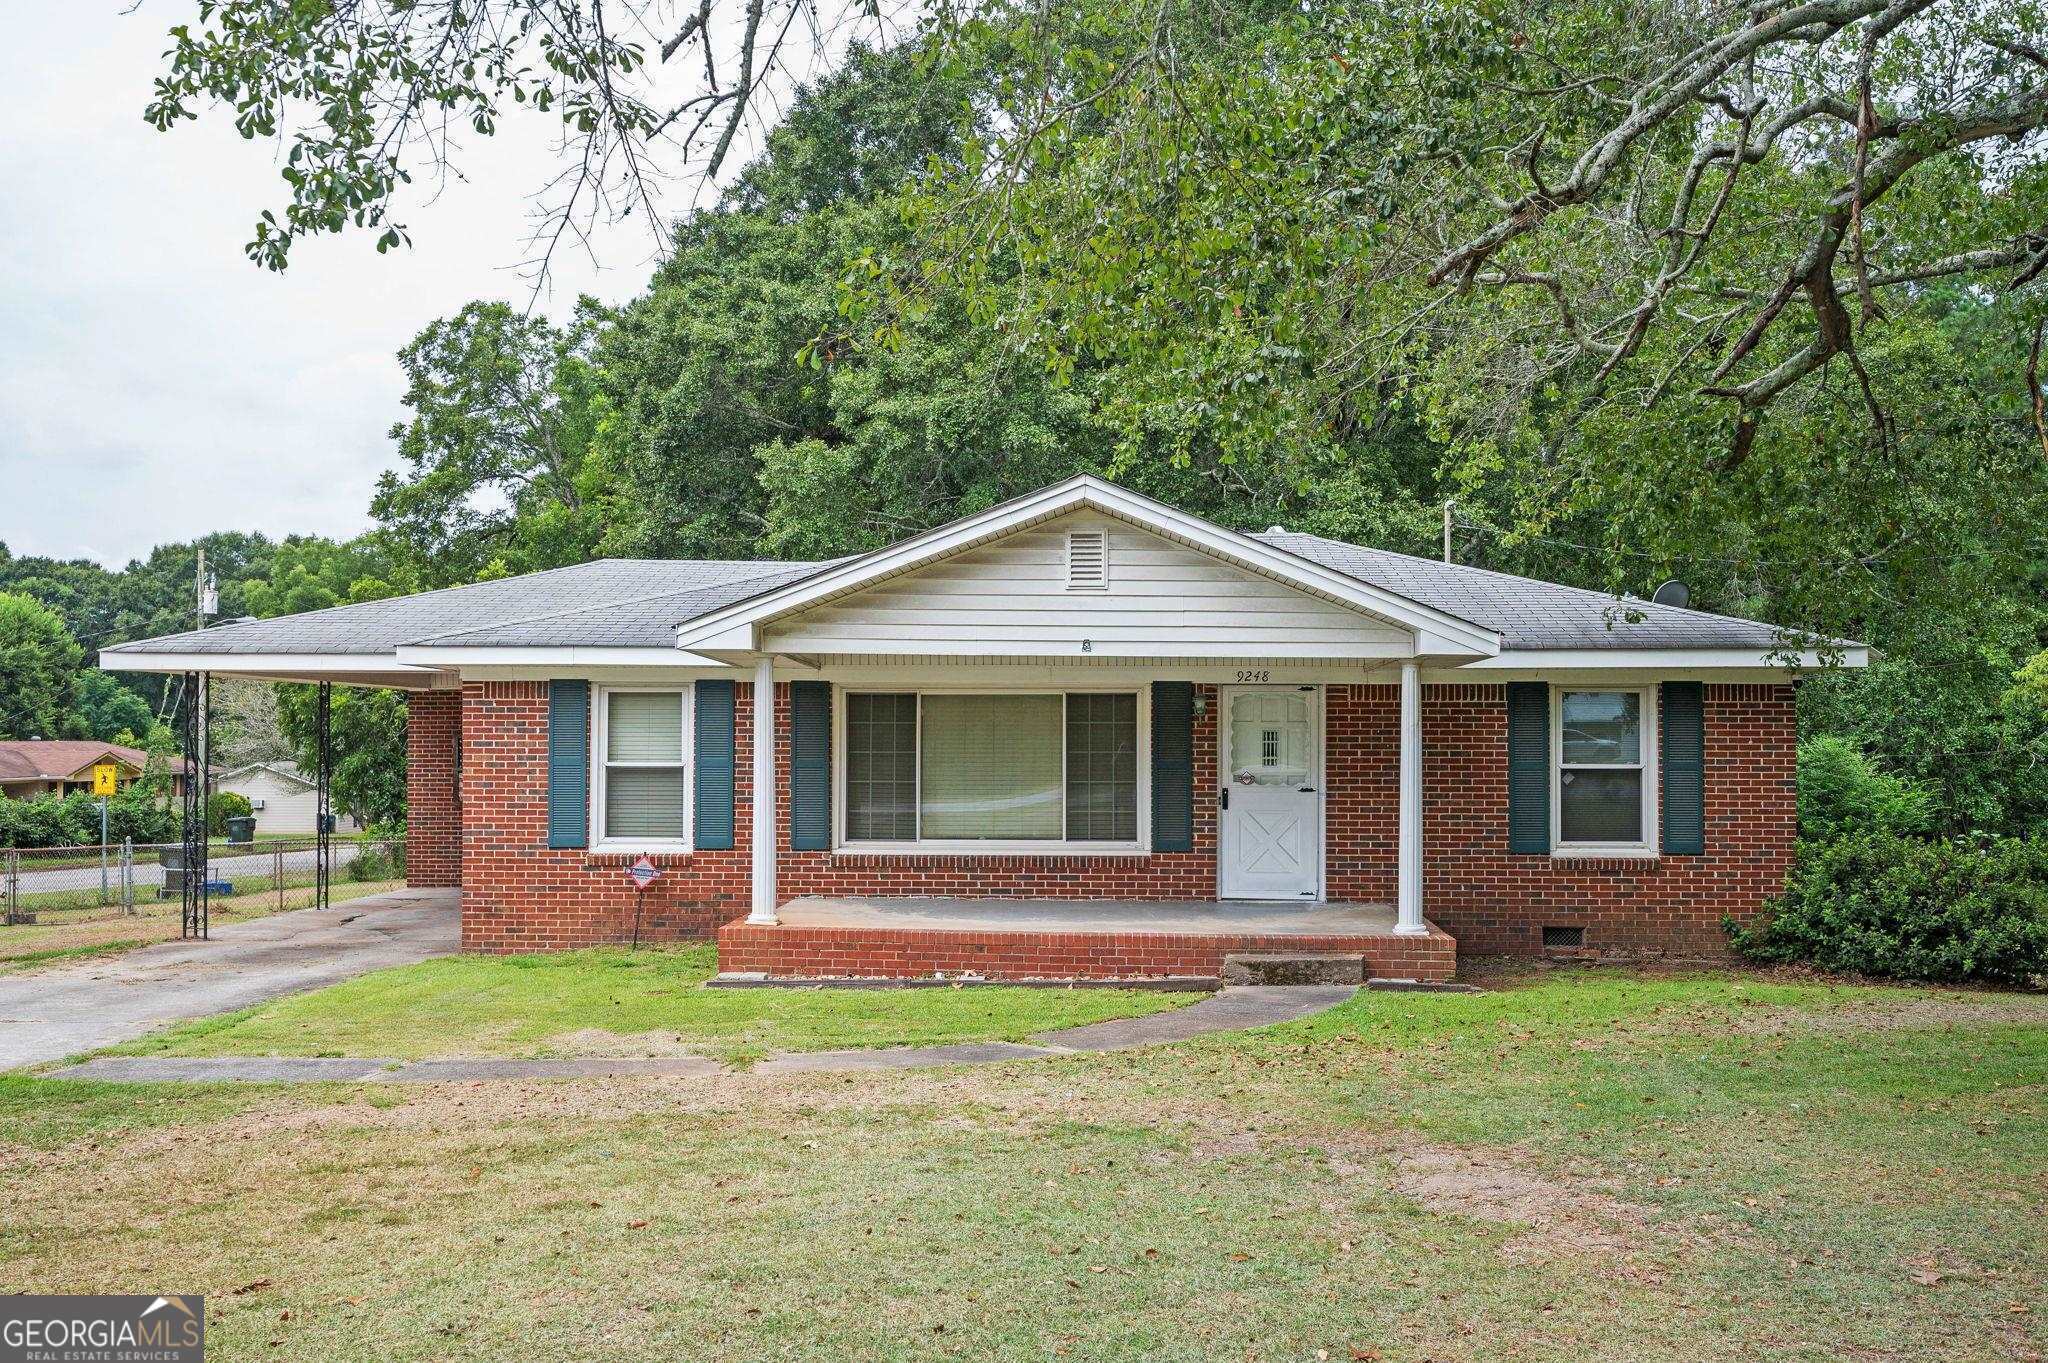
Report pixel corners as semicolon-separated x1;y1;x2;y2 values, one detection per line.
106;791;179;845
345;839;405;882
0;789;181;848
0;792;100;847
1732;830;2048;987
1797;736;1931;840
206;790;254;837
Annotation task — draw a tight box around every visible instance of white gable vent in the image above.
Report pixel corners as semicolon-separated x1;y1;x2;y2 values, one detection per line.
1066;529;1109;590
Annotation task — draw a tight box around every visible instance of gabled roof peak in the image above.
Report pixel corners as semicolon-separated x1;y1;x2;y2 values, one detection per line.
671;474;1503;659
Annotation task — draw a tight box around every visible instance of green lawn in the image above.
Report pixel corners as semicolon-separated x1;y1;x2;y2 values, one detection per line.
110;944;1198;1064
3;967;2041;1362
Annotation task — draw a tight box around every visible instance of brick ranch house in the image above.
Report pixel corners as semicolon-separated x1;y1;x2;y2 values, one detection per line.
102;477;1862;981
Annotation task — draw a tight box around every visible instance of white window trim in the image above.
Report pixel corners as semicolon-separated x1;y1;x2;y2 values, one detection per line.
1550;683;1659;857
832;684;1151;855
590;684;695;852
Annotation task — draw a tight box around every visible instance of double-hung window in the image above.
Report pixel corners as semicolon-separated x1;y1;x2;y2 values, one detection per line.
595;688;691;847
1553;687;1657;852
840;690;1142;848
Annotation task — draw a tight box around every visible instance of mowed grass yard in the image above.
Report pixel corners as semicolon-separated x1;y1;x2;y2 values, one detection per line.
1;968;2042;1362
104;944;1198;1064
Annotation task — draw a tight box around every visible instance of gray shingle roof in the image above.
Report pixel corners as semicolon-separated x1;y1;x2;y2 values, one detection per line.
104;559;819;655
106;528;1813;658
1253;532;1803;650
413;561;841;649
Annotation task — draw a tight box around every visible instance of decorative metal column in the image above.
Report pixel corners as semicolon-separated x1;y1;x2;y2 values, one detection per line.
315;681;333;911
180;670;210;939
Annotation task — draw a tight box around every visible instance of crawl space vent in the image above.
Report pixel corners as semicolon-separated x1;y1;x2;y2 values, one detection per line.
1541;925;1586;949
1067;529;1109;591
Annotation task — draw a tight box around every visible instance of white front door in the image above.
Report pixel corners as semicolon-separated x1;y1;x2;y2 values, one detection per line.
1218;686;1323;900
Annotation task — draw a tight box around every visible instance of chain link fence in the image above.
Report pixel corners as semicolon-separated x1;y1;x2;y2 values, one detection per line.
1;836;407;928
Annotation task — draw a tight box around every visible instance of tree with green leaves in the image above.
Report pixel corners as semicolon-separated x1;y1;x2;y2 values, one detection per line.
0;593;83;741
373;301;610;579
72;672;156;745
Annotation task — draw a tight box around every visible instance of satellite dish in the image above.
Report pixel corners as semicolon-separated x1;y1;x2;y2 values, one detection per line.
1651;579;1691;609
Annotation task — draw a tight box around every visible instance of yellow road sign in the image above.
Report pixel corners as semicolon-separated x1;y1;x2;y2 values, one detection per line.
91;763;119;797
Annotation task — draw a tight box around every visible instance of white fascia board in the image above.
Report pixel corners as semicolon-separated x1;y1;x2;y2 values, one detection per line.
757;634;1416;660
100;650;440;677
673;475;1501;658
1454;647;1868;673
393;646;727;668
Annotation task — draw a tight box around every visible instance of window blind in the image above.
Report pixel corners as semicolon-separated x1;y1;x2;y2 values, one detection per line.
918;694;1063;839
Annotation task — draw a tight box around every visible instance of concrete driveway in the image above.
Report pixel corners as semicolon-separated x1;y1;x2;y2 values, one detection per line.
0;886;458;1071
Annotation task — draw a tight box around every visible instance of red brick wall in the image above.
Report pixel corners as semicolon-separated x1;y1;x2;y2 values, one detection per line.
405;690;462;889
1325;685;1399;902
451;677;1796;960
718;919;1457;982
458;680;753;952
1417;682;1797;957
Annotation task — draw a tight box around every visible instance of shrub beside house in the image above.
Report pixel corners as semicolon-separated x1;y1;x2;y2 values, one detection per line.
1731;737;2048;986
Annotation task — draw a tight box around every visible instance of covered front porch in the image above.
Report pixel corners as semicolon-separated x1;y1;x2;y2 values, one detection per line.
718;895;1457;983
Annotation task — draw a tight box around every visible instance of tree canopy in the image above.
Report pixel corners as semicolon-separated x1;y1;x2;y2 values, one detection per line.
2;0;2034;842
0;592;83;741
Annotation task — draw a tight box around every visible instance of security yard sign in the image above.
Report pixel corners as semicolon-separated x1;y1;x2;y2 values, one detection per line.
91;763;119;797
627;856;662;889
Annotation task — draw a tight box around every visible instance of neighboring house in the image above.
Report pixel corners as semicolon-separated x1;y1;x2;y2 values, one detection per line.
213;762;361;836
101;476;1864;980
0;741;181;801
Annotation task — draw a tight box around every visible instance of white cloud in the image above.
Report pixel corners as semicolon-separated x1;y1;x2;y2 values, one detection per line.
0;2;672;568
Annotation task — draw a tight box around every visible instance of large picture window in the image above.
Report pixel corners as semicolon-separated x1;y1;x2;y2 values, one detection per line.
596;688;690;846
1553;687;1656;851
841;690;1143;848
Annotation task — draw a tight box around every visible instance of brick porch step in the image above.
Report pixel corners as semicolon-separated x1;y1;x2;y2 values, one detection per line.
1220;952;1366;986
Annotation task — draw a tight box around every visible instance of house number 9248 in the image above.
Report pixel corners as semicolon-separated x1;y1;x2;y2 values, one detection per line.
1234;669;1271;683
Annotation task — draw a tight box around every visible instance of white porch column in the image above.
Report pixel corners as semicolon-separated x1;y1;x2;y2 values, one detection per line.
747;654;779;925
1395;660;1427;935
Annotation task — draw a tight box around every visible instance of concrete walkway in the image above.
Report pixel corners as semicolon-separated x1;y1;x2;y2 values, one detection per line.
46;984;1357;1084
1;887;459;1071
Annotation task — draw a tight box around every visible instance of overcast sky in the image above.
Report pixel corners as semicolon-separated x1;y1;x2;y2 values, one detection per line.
0;5;690;568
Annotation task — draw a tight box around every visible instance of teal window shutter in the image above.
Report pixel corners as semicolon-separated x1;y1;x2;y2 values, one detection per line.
1150;681;1194;852
694;680;736;850
1661;682;1705;855
547;680;589;849
1506;681;1551;854
789;680;832;850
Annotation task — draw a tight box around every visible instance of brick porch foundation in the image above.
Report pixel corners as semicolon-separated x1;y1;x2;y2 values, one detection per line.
716;919;1457;982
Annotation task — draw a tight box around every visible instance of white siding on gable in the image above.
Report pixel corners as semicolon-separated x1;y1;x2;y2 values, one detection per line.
763;513;1416;659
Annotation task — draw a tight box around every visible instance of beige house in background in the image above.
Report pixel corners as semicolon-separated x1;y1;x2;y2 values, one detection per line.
0;741;181;800
213;762;359;835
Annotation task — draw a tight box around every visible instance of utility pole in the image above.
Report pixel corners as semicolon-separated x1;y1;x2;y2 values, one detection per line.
196;547;216;629
1442;500;1454;565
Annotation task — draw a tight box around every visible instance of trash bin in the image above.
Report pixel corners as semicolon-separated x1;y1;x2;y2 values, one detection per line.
224;816;257;844
317;814;338;834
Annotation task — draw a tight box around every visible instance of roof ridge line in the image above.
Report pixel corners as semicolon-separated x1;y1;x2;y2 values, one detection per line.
1257;531;1827;638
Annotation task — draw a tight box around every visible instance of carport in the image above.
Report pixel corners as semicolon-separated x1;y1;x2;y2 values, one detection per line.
99;646;455;940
